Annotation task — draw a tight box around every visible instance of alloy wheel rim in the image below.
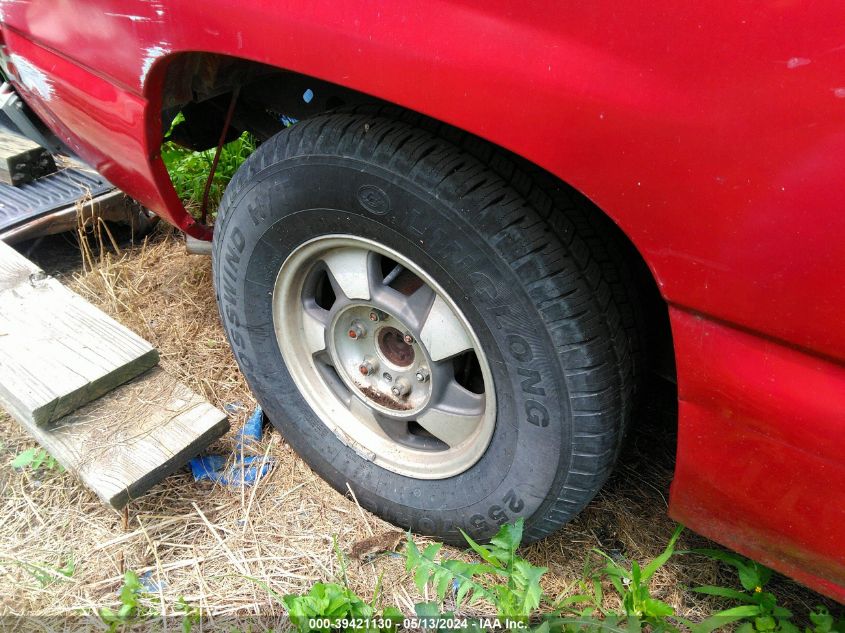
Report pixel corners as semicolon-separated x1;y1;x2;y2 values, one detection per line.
272;235;496;479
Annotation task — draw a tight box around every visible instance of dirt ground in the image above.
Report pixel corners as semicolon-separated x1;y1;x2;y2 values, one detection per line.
0;225;839;628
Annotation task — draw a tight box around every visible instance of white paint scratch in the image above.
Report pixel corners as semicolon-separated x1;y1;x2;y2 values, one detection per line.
9;54;53;100
833;87;845;99
786;57;811;69
139;43;171;86
104;12;151;22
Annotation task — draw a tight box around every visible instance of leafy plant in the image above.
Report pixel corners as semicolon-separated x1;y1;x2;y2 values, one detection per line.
691;550;842;633
406;520;685;632
407;519;547;617
406;522;694;632
11;447;63;473
589;524;683;631
161;112;255;213
405;534;497;610
175;595;202;633
460;520;549;617
98;570;150;631
56;556;75;579
691;549;791;633
282;581;403;633
806;607;845;633
252;537;402;632
546;559;606;631
7;555;74;588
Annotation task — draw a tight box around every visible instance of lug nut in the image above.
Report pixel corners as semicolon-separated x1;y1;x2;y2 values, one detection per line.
415;367;430;382
368;309;387;322
359;357;378;376
403;332;415;345
347;321;366;339
391;377;412;398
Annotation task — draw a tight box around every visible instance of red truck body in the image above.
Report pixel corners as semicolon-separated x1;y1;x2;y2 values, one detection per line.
1;0;843;601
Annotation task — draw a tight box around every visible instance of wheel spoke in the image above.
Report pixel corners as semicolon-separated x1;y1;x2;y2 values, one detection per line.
301;309;328;354
416;381;484;447
322;247;372;300
419;294;473;361
346;395;387;436
403;283;437;330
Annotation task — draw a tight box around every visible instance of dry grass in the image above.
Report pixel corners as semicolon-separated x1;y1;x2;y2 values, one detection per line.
0;226;837;628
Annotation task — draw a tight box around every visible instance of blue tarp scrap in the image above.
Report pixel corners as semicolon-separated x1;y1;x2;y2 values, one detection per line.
139;570;166;593
235;405;265;451
189;405;272;487
223;401;246;415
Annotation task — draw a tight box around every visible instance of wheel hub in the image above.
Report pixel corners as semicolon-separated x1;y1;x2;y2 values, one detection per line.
330;304;432;414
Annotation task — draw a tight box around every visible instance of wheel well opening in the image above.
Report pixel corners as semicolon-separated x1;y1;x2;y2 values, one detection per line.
157;51;675;387
158;53;378;149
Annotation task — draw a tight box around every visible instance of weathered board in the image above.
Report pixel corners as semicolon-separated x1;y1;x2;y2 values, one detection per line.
14;367;229;509
0;240;159;426
0;132;56;186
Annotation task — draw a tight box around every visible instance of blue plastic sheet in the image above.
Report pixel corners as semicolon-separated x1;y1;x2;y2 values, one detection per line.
236;405;265;451
189;406;272;487
139;570;166;593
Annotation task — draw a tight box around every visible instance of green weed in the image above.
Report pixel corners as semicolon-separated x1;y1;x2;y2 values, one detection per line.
282;581;403;633
11;446;63;473
587;524;683;631
98;570;150;631
175;595;202;633
95;572;202;632
161;112;255;214
5;555;74;588
240;537;402;632
87;520;837;632
690;550;843;633
405;520;683;632
806;607;845;633
407;519;547;619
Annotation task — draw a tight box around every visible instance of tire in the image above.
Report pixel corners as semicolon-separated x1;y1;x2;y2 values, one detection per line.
212;112;638;544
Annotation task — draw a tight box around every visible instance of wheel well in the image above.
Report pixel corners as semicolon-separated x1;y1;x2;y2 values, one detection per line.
158;52;674;382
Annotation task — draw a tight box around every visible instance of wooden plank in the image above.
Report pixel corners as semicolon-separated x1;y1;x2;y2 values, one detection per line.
0;240;159;426
0;132;56;186
12;367;229;509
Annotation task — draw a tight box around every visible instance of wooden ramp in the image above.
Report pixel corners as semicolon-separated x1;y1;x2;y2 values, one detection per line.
21;367;229;509
0;240;229;509
0;241;159;427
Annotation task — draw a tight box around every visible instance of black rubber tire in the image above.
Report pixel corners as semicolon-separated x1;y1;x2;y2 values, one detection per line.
212;112;638;544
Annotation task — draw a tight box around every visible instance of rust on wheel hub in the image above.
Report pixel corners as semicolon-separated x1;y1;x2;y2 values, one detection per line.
377;326;415;367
